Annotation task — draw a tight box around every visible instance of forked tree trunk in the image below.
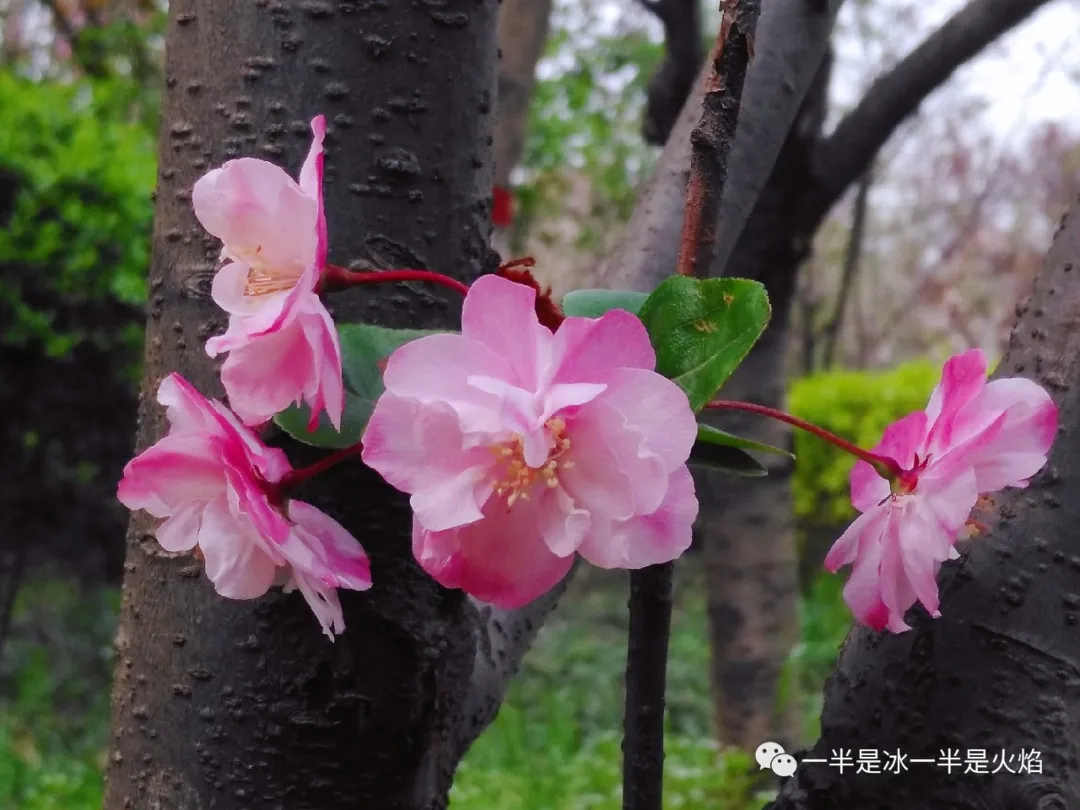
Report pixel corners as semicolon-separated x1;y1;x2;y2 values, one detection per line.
768;201;1080;809
104;3;499;808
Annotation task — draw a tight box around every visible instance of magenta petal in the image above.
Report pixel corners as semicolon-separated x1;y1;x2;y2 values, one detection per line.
923;349;988;457
824;505;887;574
117;435;226;517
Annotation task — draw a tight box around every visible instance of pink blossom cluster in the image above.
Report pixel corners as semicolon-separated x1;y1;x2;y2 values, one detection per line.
117;114;1060;641
825;349;1057;632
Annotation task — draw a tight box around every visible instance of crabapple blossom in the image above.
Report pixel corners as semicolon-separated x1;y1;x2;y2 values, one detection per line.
193;115;343;429
117;373;370;638
361;274;700;609
825;349;1057;633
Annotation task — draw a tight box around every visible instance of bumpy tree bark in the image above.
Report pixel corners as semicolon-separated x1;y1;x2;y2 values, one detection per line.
102;3;541;809
767;196;1080;810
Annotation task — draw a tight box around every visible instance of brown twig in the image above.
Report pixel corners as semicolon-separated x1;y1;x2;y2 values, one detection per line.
674;0;761;278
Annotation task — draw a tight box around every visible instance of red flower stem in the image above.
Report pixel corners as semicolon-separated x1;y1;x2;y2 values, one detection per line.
705;399;903;479
277;443;365;495
322;265;470;297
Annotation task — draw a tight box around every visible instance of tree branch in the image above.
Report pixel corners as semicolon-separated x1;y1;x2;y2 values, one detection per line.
807;0;1052;223
819;165;872;368
637;0;704;146
594;0;843;293
676;0;760;278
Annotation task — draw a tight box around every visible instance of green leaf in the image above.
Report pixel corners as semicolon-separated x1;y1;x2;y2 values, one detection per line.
637;276;771;411
695;424;793;459
561;289;649;318
687;440;768;477
273;323;448;448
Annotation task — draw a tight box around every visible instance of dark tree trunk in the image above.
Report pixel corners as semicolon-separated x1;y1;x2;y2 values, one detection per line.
104;3;503;809
767;201;1080;810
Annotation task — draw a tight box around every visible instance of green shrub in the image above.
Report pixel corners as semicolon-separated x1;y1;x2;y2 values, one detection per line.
788;360;941;529
0;70;155;363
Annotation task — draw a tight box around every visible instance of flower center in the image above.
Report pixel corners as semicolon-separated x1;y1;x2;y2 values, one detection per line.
490;418;573;507
240;246;300;297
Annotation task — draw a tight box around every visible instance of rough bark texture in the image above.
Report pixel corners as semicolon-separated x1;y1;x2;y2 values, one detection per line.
767;199;1080;810
104;3;506;809
695;57;831;749
493;0;553;188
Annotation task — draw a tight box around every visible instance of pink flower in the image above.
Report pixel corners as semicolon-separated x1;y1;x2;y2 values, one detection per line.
825;349;1057;632
117;373;371;638
361;275;699;609
193;115;343;429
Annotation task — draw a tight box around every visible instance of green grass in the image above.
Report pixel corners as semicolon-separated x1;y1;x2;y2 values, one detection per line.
0;565;852;810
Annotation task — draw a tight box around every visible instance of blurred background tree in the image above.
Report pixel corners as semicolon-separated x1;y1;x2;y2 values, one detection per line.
2;0;1079;806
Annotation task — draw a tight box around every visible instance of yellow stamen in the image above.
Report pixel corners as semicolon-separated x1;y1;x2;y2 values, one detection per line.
489;419;573;507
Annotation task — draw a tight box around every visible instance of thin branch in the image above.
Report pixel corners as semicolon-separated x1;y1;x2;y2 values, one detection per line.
637;0;704;146
808;0;1052;222
676;0;760;278
622;565;674;810
621;3;763;807
820;166;872;368
593;0;843;292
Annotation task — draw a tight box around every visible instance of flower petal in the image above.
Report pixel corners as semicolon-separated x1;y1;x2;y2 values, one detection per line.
197;494;279;599
461;274;554;391
851;411;928;512
117;435;226;518
923;349;989;458
550;309;656;382
287;500;373;591
298;115;328;269
192;157;319;276
412;494;574;609
577;465;697;569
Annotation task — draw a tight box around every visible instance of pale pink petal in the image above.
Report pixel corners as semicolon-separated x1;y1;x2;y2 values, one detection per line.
851;411;928;512
877;515;919;631
192;158;318;275
287;500;372;591
154;503;204;553
582;368;697;472
383;333;512;432
362;395;497;531
298;115;328;269
550;309;656;384
211;260;290;319
916;463;979;540
288;570;345;639
577;465;697;568
413;495;574;609
222;464;292;549
461;274;554;391
217;319;314;427
839;520;892;631
297;301;344;431
952;378;1057;491
824;505;888;573
541;487;593;557
197;494;279;599
561;400;668;518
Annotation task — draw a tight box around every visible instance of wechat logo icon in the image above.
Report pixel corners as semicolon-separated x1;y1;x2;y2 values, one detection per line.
755;741;798;778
